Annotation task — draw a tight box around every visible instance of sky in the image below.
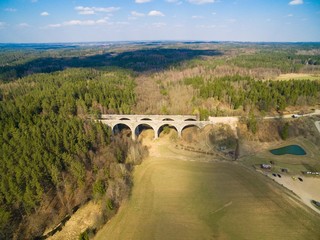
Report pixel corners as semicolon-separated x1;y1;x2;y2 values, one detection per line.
0;0;319;43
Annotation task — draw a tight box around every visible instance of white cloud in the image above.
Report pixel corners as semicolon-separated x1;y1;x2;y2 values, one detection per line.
192;15;204;19
287;14;293;17
31;0;38;3
197;24;216;29
18;23;30;28
166;0;183;4
116;21;129;25
174;24;184;28
47;18;109;28
65;20;95;26
152;22;166;28
131;11;145;17
188;0;215;4
78;10;95;15
5;8;17;12
41;11;49;16
0;22;7;29
48;24;61;28
148;10;165;17
96;18;108;24
289;0;303;5
135;0;152;3
75;6;120;15
227;18;237;23
166;0;182;3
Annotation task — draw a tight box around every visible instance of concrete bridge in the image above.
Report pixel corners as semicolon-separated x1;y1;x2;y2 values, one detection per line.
99;114;213;140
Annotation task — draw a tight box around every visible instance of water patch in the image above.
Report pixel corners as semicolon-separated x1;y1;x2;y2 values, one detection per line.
270;145;306;156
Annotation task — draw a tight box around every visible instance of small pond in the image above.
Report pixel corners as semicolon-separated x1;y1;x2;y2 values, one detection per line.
270;145;306;156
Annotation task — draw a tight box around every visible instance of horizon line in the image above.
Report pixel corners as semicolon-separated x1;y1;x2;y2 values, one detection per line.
1;40;320;45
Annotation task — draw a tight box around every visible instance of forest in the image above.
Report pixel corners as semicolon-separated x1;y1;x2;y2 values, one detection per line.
184;75;320;113
0;41;320;239
0;67;145;239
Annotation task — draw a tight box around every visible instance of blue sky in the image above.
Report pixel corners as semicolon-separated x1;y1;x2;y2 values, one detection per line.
0;0;319;43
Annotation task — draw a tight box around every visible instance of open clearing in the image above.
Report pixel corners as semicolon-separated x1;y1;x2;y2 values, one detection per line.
275;73;320;81
48;202;102;240
94;133;320;240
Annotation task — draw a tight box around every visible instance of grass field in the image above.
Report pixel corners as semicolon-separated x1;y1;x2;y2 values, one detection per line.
94;137;320;240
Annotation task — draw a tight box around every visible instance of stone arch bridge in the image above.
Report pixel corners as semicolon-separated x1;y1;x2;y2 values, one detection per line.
99;114;213;140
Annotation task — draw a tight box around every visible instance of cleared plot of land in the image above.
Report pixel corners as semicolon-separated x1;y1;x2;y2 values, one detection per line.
275;73;320;81
95;139;320;240
241;136;320;174
48;202;102;240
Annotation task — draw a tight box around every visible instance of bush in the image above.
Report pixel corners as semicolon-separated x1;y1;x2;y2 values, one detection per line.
79;228;96;240
280;122;289;140
79;231;89;240
247;111;258;134
162;126;171;134
93;180;106;199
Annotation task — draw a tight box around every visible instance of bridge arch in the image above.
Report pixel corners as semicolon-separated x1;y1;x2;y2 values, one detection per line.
182;124;201;131
157;124;178;138
135;123;155;139
181;124;201;138
113;123;134;139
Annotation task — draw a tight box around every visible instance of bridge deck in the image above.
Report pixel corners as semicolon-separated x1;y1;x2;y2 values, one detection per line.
100;114;199;121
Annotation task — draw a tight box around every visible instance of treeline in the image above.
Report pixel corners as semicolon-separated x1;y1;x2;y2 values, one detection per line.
0;68;141;239
184;75;320;113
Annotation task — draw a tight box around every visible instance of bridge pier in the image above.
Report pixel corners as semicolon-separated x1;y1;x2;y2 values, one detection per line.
176;126;183;138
